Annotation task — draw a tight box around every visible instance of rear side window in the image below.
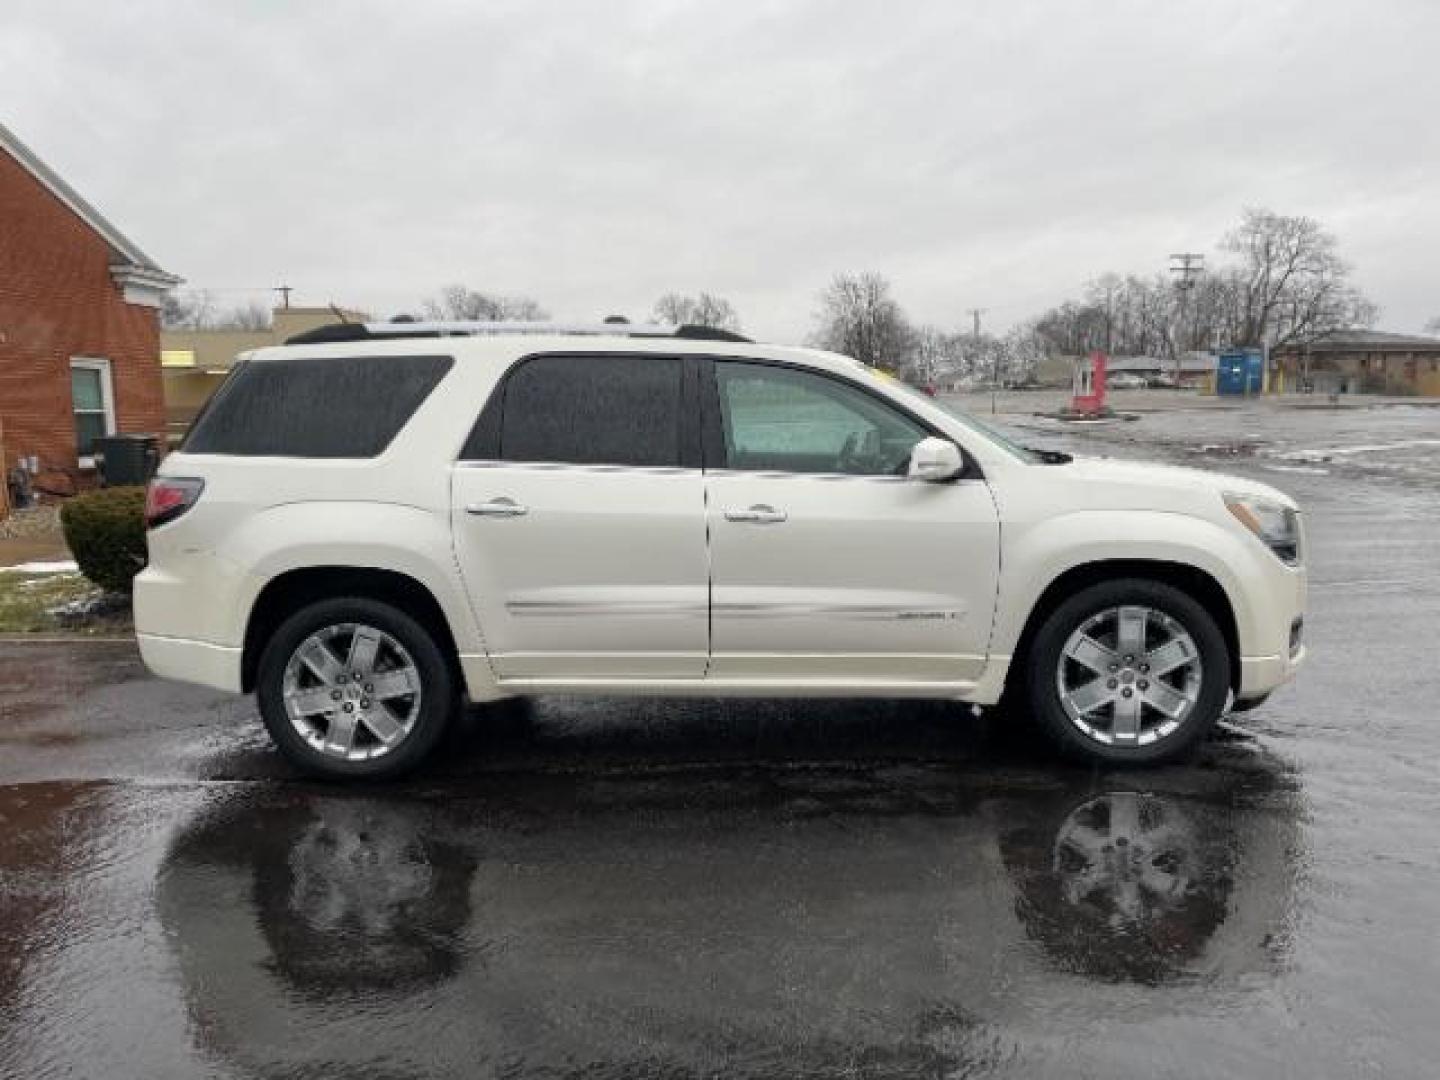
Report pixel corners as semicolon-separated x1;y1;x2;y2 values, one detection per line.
183;354;453;457
474;354;683;467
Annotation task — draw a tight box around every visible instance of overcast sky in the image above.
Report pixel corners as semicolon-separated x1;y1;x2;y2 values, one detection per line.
5;0;1438;339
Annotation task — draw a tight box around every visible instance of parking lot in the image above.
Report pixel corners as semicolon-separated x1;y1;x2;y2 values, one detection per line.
3;398;1439;1078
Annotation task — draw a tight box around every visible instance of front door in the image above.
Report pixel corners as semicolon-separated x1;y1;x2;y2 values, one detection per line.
703;359;1000;685
451;353;708;682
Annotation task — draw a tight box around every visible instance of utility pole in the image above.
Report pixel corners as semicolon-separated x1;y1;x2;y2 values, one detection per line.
1169;254;1204;387
967;307;995;413
274;285;294;310
1102;280;1117;355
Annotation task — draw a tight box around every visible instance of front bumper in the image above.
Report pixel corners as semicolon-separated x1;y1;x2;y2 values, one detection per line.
1238;643;1305;699
1237;583;1307;698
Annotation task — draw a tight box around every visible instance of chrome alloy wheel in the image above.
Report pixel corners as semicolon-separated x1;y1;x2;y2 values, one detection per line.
281;623;423;762
1055;605;1203;748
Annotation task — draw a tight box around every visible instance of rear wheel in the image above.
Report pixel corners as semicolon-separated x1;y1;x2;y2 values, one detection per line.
257;597;456;780
1026;579;1229;765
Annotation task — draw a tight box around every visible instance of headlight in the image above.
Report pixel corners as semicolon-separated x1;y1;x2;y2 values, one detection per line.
1224;493;1302;565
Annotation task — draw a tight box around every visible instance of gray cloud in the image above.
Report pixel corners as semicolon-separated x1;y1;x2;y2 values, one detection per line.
5;0;1438;338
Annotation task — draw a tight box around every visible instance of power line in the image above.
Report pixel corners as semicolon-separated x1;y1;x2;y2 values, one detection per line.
168;286;279;295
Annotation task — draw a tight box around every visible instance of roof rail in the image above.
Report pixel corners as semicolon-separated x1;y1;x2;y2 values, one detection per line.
284;321;753;346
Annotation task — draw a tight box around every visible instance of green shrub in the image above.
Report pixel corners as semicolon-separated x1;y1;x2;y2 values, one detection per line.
60;486;148;594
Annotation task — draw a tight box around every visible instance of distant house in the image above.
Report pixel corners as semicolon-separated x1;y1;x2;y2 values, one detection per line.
161;306;367;444
1043;353;1217;389
0;122;180;498
1106;353;1216;388
1271;330;1440;396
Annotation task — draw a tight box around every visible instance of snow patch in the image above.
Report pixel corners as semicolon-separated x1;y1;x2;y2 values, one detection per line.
0;560;80;575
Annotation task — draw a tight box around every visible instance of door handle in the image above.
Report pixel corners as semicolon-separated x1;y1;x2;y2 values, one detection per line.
467;497;528;518
724;504;787;524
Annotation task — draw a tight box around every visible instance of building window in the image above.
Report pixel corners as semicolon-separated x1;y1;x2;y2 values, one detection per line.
70;358;116;465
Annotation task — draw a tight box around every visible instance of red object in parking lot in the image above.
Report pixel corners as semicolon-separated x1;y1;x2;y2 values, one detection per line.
1071;352;1107;414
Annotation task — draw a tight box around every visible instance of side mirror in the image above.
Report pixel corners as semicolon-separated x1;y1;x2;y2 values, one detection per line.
907;437;964;482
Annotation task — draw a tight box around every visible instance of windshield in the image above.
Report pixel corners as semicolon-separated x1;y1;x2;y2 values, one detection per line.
876;374;1044;463
930;400;1045;463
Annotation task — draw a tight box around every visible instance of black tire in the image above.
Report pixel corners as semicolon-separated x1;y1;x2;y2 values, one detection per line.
1025;578;1230;765
256;597;456;780
1228;692;1271;715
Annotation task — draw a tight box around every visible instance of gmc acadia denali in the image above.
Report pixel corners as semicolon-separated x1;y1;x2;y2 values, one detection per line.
135;321;1306;779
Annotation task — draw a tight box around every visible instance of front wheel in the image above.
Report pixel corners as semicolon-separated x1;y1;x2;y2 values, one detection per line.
256;597;456;780
1025;579;1230;765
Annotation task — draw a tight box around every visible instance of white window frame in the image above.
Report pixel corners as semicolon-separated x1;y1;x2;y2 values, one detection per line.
70;357;117;469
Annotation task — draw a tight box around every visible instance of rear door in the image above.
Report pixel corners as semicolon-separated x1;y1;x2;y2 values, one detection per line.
451;353;708;682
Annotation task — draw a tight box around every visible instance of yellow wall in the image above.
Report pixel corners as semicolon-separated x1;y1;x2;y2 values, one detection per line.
160;306;367;431
1416;367;1440;397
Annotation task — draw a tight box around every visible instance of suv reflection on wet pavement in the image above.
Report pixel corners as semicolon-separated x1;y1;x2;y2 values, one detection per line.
145;730;1299;1077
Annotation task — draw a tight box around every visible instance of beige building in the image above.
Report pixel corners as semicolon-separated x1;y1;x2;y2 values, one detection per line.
1270;330;1440;396
161;306;365;443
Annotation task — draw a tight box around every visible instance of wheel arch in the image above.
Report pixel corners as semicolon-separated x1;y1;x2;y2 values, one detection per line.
241;566;463;694
1005;559;1242;697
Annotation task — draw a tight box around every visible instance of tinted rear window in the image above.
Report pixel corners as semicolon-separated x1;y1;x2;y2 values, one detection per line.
487;354;683;467
183;354;453;457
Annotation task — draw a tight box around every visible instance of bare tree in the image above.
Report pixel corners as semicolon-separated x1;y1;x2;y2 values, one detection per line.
908;325;969;384
1027;209;1377;363
216;300;272;331
161;290;218;329
811;272;914;370
161;292;273;331
1222;208;1376;348
651;292;741;331
421;285;550;322
1001;323;1049;383
500;296;550;322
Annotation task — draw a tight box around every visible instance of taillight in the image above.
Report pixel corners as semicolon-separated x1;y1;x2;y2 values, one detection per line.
145;477;205;529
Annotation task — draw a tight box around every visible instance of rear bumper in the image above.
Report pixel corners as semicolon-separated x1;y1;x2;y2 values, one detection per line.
136;633;243;694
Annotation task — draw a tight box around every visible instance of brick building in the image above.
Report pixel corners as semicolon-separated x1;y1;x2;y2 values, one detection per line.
1271;330;1440;396
0;121;179;506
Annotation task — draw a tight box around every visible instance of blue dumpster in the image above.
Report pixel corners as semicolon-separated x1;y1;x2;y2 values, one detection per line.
1216;350;1264;395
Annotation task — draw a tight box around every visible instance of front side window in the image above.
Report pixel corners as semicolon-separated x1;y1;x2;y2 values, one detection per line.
70;359;115;458
495;354;683;467
714;362;927;476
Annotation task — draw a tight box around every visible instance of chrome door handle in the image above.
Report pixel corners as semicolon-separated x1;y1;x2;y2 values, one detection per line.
467;497;528;518
724;504;787;524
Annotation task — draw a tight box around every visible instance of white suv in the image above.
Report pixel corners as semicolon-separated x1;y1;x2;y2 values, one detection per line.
135;322;1306;778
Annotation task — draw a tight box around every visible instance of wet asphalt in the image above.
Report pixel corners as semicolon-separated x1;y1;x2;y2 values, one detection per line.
3;402;1440;1078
